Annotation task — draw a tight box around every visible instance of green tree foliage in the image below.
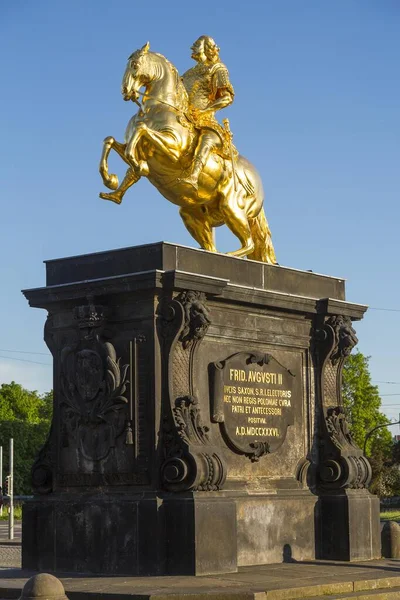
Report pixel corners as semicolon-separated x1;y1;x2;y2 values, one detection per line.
0;382;52;495
342;352;395;496
342;352;392;456
392;440;400;465
368;450;400;498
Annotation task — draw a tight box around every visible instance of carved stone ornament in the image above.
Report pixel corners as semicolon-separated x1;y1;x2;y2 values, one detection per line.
74;299;107;331
173;395;210;445
61;339;129;462
158;292;227;492
162;395;225;491
314;315;372;490
326;406;358;451
327;315;358;365
178;290;211;349
211;351;295;461
58;300;131;463
249;441;270;462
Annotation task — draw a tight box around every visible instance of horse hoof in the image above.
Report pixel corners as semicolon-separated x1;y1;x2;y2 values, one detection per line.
99;192;122;205
103;173;119;190
227;245;254;258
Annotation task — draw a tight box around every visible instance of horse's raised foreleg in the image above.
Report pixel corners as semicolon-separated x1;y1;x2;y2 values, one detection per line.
100;167;141;205
179;206;217;253
125;123;180;167
99;137;130;190
100;137;142;204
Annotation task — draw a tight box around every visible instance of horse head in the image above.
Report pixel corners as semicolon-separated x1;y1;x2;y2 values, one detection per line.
122;42;151;102
121;42;188;113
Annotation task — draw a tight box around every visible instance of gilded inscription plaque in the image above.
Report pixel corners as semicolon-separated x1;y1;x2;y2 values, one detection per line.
211;352;296;460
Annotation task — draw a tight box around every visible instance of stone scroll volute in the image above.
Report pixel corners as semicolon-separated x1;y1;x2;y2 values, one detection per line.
158;290;227;492
314;315;372;490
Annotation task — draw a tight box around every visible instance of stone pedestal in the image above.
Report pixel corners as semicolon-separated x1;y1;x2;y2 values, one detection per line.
316;491;381;561
22;242;380;575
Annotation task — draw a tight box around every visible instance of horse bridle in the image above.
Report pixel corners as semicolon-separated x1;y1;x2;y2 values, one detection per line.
134;89;190;120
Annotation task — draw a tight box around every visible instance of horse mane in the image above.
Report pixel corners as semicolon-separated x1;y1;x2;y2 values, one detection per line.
149;51;189;114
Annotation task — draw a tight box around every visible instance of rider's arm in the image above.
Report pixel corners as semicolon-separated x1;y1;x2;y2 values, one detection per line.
208;89;233;111
202;66;234;113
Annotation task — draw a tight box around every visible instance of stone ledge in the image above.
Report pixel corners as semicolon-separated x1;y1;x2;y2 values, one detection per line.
42;242;346;301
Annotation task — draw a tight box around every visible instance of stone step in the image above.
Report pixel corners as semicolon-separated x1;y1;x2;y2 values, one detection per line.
2;569;400;600
301;587;400;600
265;576;400;600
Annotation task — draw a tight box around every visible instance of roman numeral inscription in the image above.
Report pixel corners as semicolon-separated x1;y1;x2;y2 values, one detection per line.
212;352;296;457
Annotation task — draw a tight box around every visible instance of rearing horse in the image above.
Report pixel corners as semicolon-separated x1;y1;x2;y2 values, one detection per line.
99;43;276;263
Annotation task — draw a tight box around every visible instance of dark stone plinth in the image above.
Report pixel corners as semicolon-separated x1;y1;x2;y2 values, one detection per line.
236;492;317;565
22;493;236;575
22;242;378;575
44;241;346;301
316;491;381;561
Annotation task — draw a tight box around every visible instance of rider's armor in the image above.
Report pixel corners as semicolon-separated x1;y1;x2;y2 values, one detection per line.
182;61;235;159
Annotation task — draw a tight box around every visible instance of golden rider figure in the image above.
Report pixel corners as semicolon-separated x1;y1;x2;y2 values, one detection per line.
99;38;276;263
179;36;236;190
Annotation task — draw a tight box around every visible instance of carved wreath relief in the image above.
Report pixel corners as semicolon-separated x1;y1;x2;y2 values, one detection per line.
61;341;129;462
60;301;130;463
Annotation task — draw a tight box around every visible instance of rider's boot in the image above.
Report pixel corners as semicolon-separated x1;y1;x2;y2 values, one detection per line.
178;134;214;191
100;167;140;204
178;158;204;191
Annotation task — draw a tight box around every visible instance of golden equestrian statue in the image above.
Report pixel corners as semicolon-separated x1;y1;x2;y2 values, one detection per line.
99;37;277;263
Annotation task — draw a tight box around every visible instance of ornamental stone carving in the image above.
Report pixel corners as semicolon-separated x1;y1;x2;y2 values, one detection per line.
158;291;227;491
314;314;371;491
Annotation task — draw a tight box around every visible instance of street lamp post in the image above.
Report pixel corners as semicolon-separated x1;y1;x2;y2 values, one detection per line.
8;438;14;541
0;446;2;517
363;417;400;456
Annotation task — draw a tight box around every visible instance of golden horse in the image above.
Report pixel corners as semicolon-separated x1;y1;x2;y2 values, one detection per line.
99;43;276;263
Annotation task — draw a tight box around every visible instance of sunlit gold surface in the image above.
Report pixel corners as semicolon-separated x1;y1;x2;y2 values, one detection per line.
99;38;276;263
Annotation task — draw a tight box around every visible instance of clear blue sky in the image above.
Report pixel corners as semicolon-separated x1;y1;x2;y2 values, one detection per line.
1;2;399;422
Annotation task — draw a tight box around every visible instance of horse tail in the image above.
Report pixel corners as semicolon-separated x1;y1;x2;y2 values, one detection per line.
248;208;277;264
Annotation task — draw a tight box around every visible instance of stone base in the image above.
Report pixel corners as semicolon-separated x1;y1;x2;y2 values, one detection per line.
22;490;320;575
164;495;237;575
22;493;237;576
316;490;381;561
236;491;317;565
21;242;379;576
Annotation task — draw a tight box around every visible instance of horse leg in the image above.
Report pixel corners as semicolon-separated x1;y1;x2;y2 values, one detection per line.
220;186;255;258
179;206;217;252
111;139;129;162
247;209;277;264
99;167;141;205
99;137;123;190
99;137;142;203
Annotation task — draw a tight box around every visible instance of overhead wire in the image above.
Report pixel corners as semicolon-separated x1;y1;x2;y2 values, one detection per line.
369;307;400;313
0;355;51;366
0;348;49;356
